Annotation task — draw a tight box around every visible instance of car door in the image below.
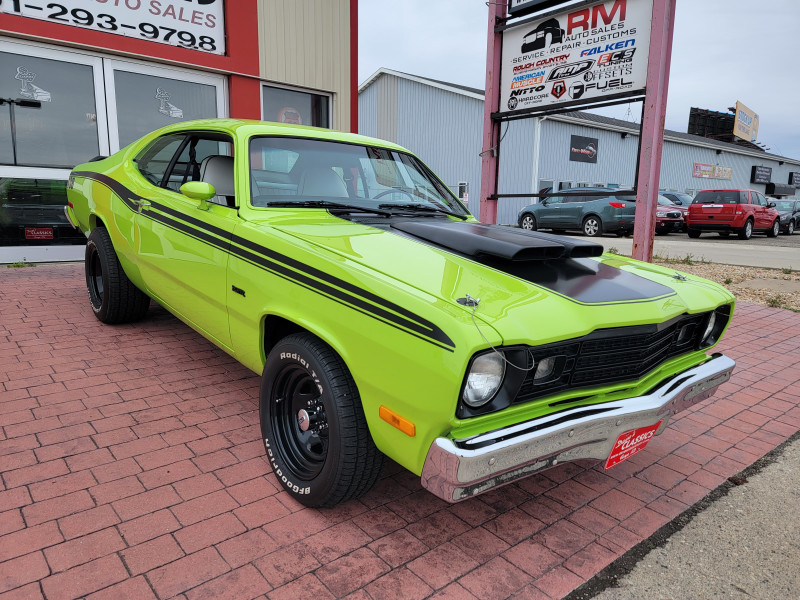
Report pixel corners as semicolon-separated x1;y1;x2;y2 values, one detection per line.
537;195;563;228
560;194;589;228
751;192;769;229
131;131;238;349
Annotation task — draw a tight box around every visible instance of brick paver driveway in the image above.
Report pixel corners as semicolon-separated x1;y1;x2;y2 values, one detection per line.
2;263;799;599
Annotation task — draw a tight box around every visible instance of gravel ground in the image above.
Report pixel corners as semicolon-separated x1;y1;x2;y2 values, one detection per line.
651;259;800;312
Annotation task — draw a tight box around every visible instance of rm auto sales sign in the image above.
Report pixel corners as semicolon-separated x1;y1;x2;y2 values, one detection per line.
500;0;653;115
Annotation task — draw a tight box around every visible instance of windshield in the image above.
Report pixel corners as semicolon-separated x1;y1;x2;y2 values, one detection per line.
774;201;794;211
248;136;470;217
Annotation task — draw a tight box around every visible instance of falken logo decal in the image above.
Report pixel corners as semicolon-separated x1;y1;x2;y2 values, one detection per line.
71;171;456;352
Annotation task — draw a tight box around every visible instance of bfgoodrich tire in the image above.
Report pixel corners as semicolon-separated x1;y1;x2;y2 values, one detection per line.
260;333;384;507
85;228;150;324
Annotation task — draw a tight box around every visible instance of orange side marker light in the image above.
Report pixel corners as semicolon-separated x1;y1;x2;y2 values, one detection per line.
379;406;416;437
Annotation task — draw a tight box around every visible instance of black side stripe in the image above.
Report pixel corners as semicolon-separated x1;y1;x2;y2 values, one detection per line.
73;171;456;351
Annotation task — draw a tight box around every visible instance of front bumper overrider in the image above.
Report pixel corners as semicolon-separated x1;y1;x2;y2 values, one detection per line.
421;354;735;502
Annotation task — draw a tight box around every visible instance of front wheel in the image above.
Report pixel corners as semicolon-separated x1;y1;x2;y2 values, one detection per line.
582;215;602;237
788;221;796;236
260;333;384;507
738;219;753;240
767;219;780;238
520;213;537;231
85;228;150;324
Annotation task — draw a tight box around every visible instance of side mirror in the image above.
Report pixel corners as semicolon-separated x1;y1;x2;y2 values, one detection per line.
541;198;548;205
767;202;776;208
180;181;215;210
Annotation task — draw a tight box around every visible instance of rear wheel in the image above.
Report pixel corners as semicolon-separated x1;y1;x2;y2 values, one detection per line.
738;219;753;240
687;229;701;239
85;228;150;324
582;215;602;237
767;219;780;238
520;213;537;231
260;333;384;507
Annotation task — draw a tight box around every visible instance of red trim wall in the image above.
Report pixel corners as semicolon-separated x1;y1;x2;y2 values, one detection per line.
1;0;261;117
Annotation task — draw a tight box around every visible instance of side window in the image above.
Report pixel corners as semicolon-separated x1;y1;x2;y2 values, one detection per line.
135;134;186;186
167;136;234;197
742;191;751;204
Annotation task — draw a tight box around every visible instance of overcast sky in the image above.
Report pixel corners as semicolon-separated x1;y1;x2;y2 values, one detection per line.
359;0;800;160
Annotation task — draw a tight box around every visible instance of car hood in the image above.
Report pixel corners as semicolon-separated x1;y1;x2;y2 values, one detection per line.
262;215;733;345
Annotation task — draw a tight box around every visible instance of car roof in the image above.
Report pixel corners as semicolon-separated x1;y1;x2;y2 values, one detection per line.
143;118;409;153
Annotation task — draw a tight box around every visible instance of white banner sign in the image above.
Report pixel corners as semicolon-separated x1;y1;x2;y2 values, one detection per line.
500;0;652;115
0;0;226;55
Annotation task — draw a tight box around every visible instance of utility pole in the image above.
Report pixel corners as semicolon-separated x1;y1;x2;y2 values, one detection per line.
631;0;677;262
479;1;506;224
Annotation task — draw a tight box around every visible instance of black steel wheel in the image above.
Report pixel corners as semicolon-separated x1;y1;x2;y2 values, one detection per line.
85;227;150;324
260;333;384;507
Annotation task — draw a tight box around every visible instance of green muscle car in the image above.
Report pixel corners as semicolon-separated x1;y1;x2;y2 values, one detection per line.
66;119;736;507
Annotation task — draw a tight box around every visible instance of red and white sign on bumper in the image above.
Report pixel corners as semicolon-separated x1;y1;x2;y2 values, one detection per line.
605;420;662;469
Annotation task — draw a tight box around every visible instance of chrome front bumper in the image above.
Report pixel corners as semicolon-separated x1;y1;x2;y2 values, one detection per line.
421;354;735;503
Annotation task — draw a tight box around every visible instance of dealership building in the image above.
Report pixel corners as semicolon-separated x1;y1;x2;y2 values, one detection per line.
359;68;800;225
0;0;356;261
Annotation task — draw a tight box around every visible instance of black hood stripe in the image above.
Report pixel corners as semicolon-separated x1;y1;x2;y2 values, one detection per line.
72;171;455;352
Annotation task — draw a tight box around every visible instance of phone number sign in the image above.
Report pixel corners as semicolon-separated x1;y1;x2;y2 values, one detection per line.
1;0;225;55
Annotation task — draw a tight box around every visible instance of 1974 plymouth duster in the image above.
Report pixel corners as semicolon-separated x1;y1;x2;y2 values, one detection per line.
66;119;735;507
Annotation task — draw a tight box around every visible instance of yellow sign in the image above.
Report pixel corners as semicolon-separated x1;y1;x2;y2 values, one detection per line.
733;101;759;142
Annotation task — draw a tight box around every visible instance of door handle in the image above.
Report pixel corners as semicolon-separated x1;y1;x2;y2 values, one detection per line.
136;200;151;213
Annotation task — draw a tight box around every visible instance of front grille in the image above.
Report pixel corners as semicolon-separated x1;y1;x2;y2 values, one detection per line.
514;313;707;404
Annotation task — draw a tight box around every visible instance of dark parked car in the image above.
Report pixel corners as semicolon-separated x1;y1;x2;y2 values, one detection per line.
770;199;800;235
518;188;635;237
686;189;780;240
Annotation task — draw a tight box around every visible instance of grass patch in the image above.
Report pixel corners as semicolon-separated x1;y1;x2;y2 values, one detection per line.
767;295;784;308
607;247;620;255
781;267;793;275
6;260;35;268
724;277;732;285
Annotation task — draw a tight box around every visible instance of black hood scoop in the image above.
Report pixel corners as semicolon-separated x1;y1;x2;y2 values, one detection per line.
387;219;675;304
390;220;603;261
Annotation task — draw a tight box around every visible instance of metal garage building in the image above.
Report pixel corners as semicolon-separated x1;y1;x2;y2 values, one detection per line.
358;68;800;225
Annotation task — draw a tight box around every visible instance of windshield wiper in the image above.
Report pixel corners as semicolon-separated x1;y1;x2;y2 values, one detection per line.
378;203;468;220
265;200;393;216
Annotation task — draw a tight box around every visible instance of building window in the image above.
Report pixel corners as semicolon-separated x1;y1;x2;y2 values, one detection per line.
1;51;101;168
262;85;330;128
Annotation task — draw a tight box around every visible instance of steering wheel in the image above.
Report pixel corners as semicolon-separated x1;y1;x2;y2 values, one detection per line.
373;188;414;201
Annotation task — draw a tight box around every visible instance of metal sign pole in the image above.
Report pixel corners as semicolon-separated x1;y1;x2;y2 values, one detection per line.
631;0;676;262
479;1;506;224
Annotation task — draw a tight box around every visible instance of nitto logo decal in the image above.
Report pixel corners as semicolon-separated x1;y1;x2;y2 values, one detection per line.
551;80;566;99
547;60;594;82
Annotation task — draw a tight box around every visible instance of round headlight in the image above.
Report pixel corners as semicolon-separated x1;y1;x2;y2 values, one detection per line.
463;353;506;407
701;312;717;344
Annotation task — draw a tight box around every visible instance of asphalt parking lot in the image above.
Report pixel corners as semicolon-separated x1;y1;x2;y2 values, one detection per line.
2;264;799;600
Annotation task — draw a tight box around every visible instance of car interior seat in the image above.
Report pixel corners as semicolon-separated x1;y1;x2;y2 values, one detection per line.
297;167;348;198
199;155;235;207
